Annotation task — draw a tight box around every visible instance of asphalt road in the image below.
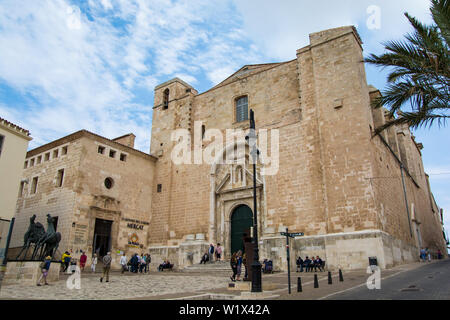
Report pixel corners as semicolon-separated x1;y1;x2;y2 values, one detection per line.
325;259;450;300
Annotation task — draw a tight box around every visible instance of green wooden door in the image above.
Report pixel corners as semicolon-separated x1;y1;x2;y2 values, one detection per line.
231;205;253;254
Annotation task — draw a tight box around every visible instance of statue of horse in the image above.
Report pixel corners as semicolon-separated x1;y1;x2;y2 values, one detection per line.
32;214;61;261
16;214;46;260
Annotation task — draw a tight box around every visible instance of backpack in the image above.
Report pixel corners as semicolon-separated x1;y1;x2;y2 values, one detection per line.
39;261;46;269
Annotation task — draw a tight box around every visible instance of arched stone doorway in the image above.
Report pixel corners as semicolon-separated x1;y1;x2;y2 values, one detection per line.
230;205;253;254
209;140;266;259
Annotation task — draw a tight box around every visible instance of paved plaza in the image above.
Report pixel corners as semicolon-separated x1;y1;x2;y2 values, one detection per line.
0;270;230;300
0;260;447;300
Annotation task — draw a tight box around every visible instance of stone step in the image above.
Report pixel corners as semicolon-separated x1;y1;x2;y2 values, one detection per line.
183;262;231;273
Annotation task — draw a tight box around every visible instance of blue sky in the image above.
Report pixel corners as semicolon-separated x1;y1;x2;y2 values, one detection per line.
0;0;448;242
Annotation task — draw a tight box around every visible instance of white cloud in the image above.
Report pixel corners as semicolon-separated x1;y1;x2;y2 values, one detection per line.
232;0;433;60
100;0;113;10
0;0;263;152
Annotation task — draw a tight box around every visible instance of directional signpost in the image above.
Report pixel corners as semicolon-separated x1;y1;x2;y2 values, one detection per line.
281;228;305;294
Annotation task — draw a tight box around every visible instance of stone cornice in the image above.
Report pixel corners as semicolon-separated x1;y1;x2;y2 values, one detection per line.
0;117;32;141
26;129;157;162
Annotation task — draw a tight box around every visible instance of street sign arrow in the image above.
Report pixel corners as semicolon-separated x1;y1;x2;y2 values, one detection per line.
291;232;304;237
280;232;304;238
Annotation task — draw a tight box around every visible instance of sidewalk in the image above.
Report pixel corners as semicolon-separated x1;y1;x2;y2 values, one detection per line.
0;260;442;300
272;260;441;300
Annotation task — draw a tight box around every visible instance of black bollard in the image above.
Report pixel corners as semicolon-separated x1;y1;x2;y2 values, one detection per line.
339;269;344;282
297;277;302;292
328;271;332;285
314;274;319;288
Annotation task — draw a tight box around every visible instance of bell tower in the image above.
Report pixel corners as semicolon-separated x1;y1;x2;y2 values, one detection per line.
148;77;198;246
150;77;197;157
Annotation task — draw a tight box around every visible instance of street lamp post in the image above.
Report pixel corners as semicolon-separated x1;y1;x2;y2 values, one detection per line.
246;109;262;292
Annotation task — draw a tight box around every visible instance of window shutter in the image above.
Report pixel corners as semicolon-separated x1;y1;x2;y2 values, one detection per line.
236;96;248;122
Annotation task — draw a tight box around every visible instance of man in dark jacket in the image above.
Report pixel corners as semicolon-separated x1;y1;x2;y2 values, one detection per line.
315;256;323;272
130;254;139;273
200;252;209;264
296;256;304;272
304;256;312;272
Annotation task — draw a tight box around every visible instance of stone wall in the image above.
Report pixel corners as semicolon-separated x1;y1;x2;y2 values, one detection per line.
11;139;81;254
10;131;157;269
2;261;60;286
146;25;447;270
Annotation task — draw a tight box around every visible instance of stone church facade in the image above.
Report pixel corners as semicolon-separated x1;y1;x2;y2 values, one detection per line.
10;26;447;270
146;25;447;270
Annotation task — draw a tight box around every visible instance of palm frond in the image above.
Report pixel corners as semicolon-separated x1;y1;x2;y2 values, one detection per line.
365;0;450;134
431;0;450;46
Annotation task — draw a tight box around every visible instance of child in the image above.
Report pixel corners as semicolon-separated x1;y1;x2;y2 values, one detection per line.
37;256;52;286
91;254;98;272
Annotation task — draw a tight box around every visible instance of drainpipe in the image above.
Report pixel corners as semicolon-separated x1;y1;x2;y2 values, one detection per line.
400;164;413;238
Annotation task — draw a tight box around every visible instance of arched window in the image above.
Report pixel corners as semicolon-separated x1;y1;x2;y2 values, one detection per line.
235;96;248;122
163;88;169;109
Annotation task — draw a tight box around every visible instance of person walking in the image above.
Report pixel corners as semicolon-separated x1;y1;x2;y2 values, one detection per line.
79;251;87;271
120;252;128;274
91;254;98;273
229;252;238;282
145;254;151;273
100;252;112;283
420;248;426;262
236;250;243;281
37;256;52;286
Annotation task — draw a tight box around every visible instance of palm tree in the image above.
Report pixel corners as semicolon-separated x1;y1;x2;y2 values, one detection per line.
365;0;450;135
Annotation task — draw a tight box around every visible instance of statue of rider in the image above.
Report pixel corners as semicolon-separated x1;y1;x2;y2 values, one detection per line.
38;214;56;245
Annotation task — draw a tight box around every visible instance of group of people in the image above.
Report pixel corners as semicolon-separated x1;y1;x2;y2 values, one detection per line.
121;253;152;273
229;250;247;282
199;243;222;264
61;250;98;273
200;243;223;264
158;260;174;271
420;248;443;262
296;256;324;272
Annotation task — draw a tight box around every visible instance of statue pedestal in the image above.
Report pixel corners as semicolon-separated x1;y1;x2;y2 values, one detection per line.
2;261;60;286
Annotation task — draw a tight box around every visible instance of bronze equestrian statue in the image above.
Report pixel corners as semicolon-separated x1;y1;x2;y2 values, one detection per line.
16;214;46;260
31;214;61;261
